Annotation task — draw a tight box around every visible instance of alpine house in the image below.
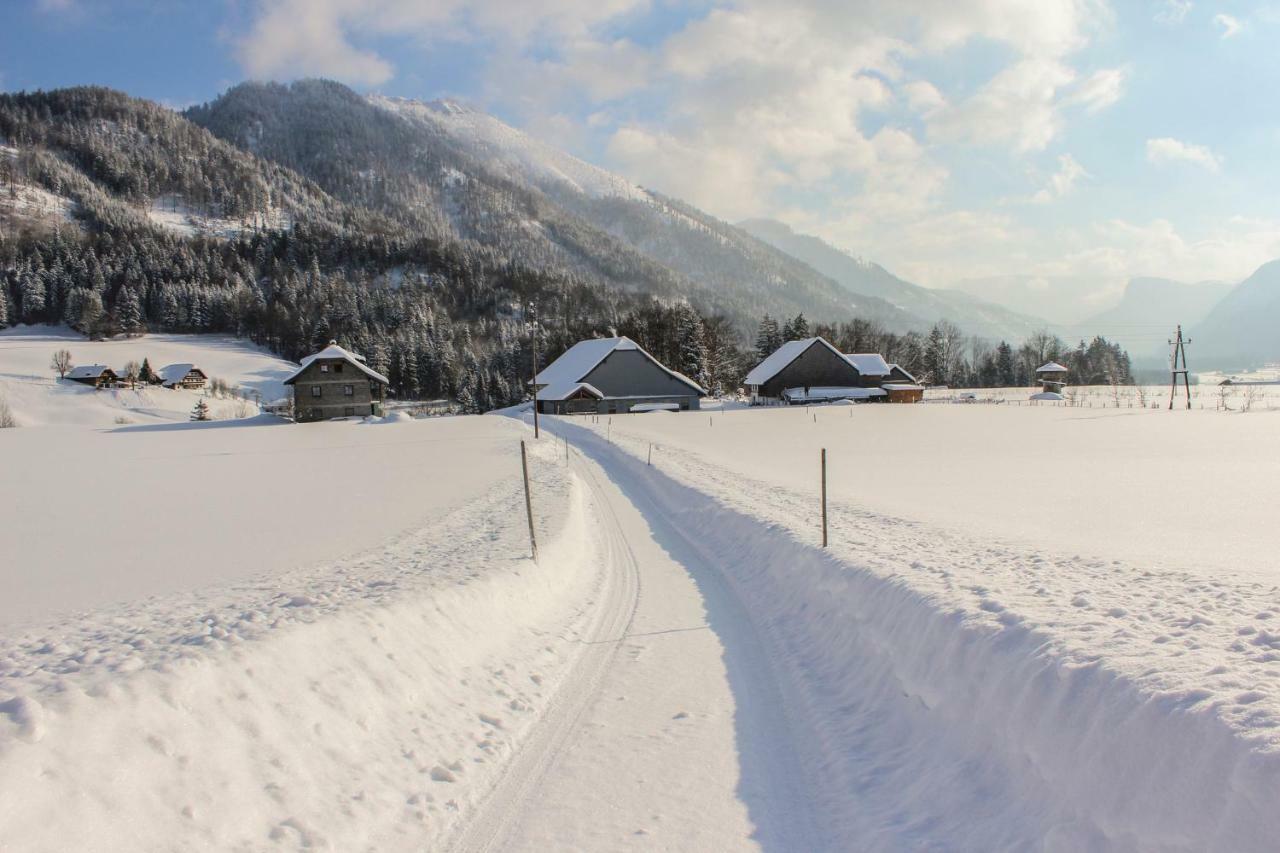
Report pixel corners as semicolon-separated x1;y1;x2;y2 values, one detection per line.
534;337;706;415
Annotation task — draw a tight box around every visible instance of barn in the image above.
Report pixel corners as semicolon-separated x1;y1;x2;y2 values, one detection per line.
283;341;390;422
535;337;705;414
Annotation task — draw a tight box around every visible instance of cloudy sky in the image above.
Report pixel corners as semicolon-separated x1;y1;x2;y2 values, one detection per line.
5;0;1280;307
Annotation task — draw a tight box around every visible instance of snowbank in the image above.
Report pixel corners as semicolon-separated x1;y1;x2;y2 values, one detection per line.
0;427;604;851
546;412;1280;849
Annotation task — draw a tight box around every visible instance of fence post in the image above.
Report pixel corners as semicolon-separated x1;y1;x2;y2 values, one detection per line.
821;447;828;548
648;442;652;466
521;440;538;562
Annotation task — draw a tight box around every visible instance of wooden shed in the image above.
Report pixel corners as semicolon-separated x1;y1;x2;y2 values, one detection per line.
65;364;118;388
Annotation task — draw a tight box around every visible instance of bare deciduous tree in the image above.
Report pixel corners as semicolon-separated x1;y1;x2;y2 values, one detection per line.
51;349;73;379
122;360;141;389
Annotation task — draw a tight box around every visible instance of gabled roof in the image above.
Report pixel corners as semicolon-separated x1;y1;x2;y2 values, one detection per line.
283;341;390;386
744;337;847;386
536;381;604;401
66;364;113;379
888;363;918;384
1037;361;1069;373
158;363;204;384
845;353;892;376
536;336;705;395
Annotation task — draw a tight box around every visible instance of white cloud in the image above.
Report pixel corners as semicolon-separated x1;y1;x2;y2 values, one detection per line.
930;57;1076;152
1154;0;1192;25
1033;153;1089;202
1146;137;1222;172
1213;13;1243;38
1067;66;1128;113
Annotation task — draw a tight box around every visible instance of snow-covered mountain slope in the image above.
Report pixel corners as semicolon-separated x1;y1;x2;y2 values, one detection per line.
371;96;648;202
739;218;1050;340
0;325;296;427
1193;260;1280;368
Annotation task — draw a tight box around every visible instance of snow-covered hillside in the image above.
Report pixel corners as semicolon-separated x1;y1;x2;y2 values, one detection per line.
0;326;296;427
372;96;649;202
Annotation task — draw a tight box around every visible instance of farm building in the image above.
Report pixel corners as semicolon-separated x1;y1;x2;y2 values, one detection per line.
65;365;118;388
1033;361;1069;401
158;364;208;390
745;338;919;404
283;341;389;422
534;337;706;415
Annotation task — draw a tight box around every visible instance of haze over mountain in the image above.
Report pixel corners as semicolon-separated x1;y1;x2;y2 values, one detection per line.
1071;277;1232;366
1193;261;1280;369
738;218;1051;341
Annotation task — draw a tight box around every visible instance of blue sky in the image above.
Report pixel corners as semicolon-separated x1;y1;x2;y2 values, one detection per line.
4;1;1280;311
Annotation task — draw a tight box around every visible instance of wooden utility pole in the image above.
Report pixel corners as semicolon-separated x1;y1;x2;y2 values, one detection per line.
1168;324;1192;410
530;316;540;439
520;440;538;561
820;448;828;548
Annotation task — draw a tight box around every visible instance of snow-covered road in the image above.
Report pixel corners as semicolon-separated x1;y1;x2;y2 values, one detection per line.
450;436;823;851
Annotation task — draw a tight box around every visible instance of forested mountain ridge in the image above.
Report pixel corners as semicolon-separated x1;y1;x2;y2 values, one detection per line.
186;80;925;334
1;85;747;408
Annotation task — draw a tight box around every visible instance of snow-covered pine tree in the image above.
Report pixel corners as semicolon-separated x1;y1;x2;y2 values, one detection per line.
755;315;782;361
190;398;211;421
139;357;158;384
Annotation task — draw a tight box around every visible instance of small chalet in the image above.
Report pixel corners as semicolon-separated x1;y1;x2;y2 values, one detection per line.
65;364;118;388
535;337;706;415
283;341;390;422
745;337;921;404
158;363;208;390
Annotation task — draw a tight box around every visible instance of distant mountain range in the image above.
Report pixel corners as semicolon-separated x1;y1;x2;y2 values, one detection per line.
737;219;1051;341
3;78;1277;371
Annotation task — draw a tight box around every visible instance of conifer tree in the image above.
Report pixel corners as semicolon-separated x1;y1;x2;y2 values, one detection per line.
191;398;211;421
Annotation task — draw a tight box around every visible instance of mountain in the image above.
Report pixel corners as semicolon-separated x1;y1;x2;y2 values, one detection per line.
185;80;924;335
1072;276;1232;367
951;274;1123;326
1192;261;1280;369
737;218;1050;341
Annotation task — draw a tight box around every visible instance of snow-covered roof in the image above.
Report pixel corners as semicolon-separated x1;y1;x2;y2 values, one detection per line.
845;353;892;376
1030;391;1065;401
158;363;203;384
888;363;918;384
535;337;705;395
1037;361;1069;373
882;383;924;391
745;338;847;386
283;342;390;386
536;381;604;401
66;364;112;379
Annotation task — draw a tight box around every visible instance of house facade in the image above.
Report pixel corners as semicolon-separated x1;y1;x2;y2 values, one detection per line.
65;365;118;388
158;364;208;390
283;342;389;422
535;337;706;414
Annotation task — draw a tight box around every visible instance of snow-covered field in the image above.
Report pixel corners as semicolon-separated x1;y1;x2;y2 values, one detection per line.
0;325;296;427
6;337;1280;850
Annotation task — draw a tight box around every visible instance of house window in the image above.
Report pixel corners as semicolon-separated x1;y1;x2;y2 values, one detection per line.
344;406;355;417
310;385;322;398
333;363;344;373
343;384;353;396
310;407;322;419
320;364;329;373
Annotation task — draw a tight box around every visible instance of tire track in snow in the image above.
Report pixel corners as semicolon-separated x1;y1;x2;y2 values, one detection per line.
443;451;643;853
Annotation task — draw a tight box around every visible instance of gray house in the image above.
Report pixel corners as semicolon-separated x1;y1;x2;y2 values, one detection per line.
535;337;706;414
745;337;910;404
283;341;389;422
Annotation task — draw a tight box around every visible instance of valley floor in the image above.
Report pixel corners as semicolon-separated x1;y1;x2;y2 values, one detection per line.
3;401;1280;850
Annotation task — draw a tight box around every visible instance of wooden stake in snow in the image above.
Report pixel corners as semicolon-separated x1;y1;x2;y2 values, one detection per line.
521;440;538;562
648;442;652;466
820;447;828;548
